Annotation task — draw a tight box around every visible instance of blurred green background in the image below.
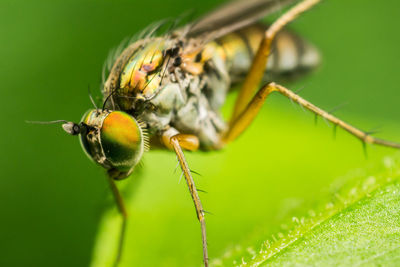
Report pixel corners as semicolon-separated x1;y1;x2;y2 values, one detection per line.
1;0;400;266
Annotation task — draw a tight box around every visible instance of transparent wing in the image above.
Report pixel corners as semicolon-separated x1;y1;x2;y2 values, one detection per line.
187;0;299;40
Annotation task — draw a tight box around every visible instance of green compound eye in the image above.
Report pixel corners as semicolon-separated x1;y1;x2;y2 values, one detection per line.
100;111;144;172
79;110;145;179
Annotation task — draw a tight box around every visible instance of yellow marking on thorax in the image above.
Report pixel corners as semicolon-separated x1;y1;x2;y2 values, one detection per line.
181;41;226;75
120;41;165;97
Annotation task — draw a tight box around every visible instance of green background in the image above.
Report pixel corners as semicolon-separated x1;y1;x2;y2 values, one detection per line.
1;0;400;266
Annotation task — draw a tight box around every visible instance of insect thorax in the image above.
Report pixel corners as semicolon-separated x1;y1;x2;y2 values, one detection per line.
103;37;231;149
102;25;319;149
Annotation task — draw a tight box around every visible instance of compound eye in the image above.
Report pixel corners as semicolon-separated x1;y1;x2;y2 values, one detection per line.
79;127;96;162
78;110;98;161
100;111;144;172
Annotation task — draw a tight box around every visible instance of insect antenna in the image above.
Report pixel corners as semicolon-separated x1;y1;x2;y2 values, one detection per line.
26;120;68;124
26;119;85;136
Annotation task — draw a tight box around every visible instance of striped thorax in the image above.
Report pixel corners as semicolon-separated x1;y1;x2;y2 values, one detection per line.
101;23;319;150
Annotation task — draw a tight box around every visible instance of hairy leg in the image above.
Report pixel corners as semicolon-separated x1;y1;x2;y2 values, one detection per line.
170;134;209;267
223;82;400;150
230;0;320;123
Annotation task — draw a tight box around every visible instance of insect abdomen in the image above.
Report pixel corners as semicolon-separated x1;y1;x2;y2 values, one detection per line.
217;24;320;82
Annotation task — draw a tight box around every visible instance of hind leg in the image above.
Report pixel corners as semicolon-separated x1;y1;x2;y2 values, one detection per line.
222;82;400;150
230;0;320;123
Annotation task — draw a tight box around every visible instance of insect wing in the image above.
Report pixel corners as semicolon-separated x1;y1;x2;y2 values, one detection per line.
188;0;298;40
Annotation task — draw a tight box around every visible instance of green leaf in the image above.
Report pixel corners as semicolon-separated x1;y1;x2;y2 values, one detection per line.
91;155;400;267
260;181;400;266
89;101;400;266
212;155;400;266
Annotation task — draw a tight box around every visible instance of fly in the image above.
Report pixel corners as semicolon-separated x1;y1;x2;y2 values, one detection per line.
33;0;400;266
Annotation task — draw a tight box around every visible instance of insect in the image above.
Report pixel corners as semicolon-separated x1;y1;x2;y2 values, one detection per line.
33;0;400;266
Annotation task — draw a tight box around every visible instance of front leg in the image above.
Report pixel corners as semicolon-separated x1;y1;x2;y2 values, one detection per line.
162;131;208;266
107;175;128;267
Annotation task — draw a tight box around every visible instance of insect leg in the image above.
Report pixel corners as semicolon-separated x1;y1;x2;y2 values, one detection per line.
107;176;128;267
230;0;320;123
162;130;200;151
223;82;400;149
170;134;209;267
